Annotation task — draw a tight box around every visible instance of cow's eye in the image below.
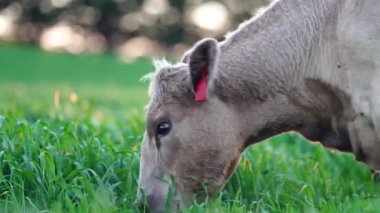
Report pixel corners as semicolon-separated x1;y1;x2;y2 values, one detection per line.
157;122;172;137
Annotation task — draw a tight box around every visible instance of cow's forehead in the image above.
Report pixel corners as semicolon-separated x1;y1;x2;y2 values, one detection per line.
146;60;193;112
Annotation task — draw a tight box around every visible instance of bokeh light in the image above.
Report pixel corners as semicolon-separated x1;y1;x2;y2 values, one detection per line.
0;0;272;60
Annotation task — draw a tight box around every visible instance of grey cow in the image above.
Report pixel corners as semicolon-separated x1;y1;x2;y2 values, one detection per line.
136;0;380;212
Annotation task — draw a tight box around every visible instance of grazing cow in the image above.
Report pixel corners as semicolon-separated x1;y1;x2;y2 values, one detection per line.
136;0;380;212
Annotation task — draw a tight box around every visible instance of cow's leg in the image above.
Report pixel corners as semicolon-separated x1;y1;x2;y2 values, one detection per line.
348;113;380;170
368;75;380;170
370;73;380;138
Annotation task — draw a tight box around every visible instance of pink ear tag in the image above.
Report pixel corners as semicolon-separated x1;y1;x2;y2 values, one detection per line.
195;67;208;102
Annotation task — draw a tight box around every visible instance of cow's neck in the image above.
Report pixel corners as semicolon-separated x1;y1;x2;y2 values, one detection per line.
233;79;353;152
215;0;353;152
216;0;345;101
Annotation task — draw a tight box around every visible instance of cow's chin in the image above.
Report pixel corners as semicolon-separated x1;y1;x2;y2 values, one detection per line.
195;185;223;202
183;179;226;204
147;199;180;213
178;160;239;205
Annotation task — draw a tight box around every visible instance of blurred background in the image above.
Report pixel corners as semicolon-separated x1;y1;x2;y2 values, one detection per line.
0;0;271;60
0;0;272;121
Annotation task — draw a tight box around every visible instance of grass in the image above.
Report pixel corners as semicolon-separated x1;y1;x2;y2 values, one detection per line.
0;43;379;212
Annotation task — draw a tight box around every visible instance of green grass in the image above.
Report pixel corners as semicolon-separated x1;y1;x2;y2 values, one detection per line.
0;43;379;212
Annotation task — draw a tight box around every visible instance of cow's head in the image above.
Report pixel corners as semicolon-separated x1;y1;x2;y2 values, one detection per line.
135;38;247;212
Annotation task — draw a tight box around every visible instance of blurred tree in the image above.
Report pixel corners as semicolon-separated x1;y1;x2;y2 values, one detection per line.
0;0;271;56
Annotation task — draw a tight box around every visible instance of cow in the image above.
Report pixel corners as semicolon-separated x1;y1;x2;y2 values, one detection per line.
135;0;380;212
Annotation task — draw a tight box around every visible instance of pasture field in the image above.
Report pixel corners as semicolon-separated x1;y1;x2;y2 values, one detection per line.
0;43;379;213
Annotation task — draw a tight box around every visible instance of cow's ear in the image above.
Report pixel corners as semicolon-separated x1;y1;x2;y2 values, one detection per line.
188;38;219;102
181;49;191;63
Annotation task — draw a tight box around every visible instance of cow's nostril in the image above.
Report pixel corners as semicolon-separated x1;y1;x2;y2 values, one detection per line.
135;200;151;213
134;199;144;210
136;197;153;212
374;171;380;182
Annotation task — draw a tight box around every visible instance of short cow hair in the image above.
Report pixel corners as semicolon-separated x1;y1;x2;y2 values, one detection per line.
144;59;193;109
